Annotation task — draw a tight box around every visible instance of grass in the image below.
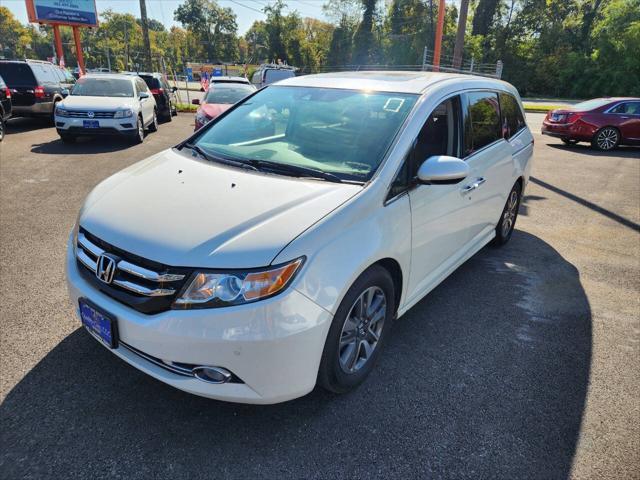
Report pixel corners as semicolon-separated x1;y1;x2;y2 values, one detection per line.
522;103;566;113
176;103;198;113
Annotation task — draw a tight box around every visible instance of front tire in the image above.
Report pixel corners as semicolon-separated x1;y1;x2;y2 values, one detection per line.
318;265;395;394
0;117;5;142
131;116;144;144
492;181;522;246
592;127;619;151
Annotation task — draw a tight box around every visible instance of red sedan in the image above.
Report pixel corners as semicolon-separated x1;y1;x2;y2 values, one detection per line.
193;82;256;131
541;97;640;151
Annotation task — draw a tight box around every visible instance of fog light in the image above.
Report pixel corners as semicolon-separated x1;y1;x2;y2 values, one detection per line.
192;366;232;384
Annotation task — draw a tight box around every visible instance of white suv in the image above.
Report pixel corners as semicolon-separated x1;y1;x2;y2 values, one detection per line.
66;72;533;404
55;74;158;144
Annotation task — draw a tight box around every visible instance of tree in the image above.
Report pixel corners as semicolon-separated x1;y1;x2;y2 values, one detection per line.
327;15;353;65
352;0;377;64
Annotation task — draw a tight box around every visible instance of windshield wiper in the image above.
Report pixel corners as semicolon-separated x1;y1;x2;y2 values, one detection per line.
181;143;258;171
244;159;344;183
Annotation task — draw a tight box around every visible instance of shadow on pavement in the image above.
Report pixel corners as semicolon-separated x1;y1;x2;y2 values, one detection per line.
30;135;136;155
531;176;640;232
547;142;640;158
0;232;591;479
5;116;53;133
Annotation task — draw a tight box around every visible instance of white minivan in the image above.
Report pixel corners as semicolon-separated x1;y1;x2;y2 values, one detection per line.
66;72;533;404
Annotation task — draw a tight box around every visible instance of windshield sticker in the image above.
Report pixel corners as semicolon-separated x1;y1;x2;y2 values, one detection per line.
383;98;405;113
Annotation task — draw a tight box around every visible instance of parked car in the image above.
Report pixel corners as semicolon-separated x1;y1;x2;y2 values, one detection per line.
251;64;296;88
55;73;158;144
208;75;252;86
0;59;72;122
66;72;533;404
0;74;12;142
192;82;256;130
125;72;178;122
542;97;640;151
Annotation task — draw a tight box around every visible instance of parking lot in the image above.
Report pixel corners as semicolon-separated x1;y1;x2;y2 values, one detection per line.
0;113;638;479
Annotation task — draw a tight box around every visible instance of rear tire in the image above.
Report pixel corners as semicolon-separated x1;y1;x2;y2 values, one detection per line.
592;127;619;151
148;110;158;132
492;181;522;246
164;103;173;122
318;265;395;394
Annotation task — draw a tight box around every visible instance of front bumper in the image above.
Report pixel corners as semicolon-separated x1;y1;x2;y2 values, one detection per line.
56;116;137;136
65;235;333;404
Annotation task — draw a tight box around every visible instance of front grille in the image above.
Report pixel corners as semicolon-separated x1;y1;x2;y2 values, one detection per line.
76;228;192;314
67;110;116;118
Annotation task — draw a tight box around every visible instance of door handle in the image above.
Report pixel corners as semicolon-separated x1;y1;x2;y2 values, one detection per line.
462;177;486;193
621;116;629;119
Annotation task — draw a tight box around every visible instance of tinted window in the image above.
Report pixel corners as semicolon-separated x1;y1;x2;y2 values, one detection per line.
140;75;161;89
0;63;37;86
52;67;66;82
71;78;134;97
135;78;148;93
195;86;418;182
0;76;5;89
499;92;526;139
32;64;59;83
609;102;640;115
204;84;255;104
264;69;294;84
464;92;501;155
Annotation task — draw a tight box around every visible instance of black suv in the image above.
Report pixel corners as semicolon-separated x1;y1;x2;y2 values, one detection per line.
125;72;178;122
0;74;12;141
0;60;75;122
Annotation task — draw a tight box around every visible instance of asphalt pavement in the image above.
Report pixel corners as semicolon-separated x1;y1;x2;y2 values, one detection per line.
0;113;638;479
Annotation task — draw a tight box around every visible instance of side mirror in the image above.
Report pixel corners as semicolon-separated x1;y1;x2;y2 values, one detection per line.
417;155;469;184
191;98;200;105
172;86;178;93
139;92;150;99
61;88;70;98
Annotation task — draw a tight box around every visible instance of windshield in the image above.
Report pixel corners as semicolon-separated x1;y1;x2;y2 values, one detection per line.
204;84;255;104
71;78;134;97
193;86;418;182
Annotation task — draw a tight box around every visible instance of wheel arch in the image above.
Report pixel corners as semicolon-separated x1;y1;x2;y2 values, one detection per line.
372;258;403;314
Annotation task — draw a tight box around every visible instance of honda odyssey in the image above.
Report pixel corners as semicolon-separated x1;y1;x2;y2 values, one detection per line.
66;72;534;404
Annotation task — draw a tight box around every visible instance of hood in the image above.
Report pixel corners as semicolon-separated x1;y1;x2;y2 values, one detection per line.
80;148;361;268
200;103;232;119
61;95;137;110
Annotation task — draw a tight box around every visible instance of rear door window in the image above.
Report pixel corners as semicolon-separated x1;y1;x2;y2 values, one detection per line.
609;102;640;115
499;92;526;139
0;63;37;86
463;91;501;156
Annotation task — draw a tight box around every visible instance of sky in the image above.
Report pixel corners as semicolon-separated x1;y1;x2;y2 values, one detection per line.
3;0;329;35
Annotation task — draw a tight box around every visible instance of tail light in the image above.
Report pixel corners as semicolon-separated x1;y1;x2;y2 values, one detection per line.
566;112;583;124
4;87;10;99
34;86;45;98
150;88;164;95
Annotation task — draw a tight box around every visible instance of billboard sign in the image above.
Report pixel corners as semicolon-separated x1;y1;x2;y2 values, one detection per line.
26;0;98;27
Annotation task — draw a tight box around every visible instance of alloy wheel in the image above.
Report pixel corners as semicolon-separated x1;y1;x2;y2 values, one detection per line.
596;128;618;151
137;118;144;142
501;189;519;237
338;286;387;373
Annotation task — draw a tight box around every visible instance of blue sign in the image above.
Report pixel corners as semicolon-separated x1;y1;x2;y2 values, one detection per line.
31;0;98;26
213;68;223;77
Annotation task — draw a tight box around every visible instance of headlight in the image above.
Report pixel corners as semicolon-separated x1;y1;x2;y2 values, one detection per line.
174;257;304;308
56;106;69;117
114;109;133;118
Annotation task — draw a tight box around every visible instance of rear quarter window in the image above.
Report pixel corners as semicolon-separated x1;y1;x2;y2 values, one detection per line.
0;63;37;86
463;91;501;155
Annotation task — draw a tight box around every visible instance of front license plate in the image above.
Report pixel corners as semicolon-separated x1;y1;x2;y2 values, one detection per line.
83;120;100;128
79;299;118;348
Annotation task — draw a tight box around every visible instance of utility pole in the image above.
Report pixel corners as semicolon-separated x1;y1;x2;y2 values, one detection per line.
453;0;470;70
433;0;446;71
139;0;152;71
